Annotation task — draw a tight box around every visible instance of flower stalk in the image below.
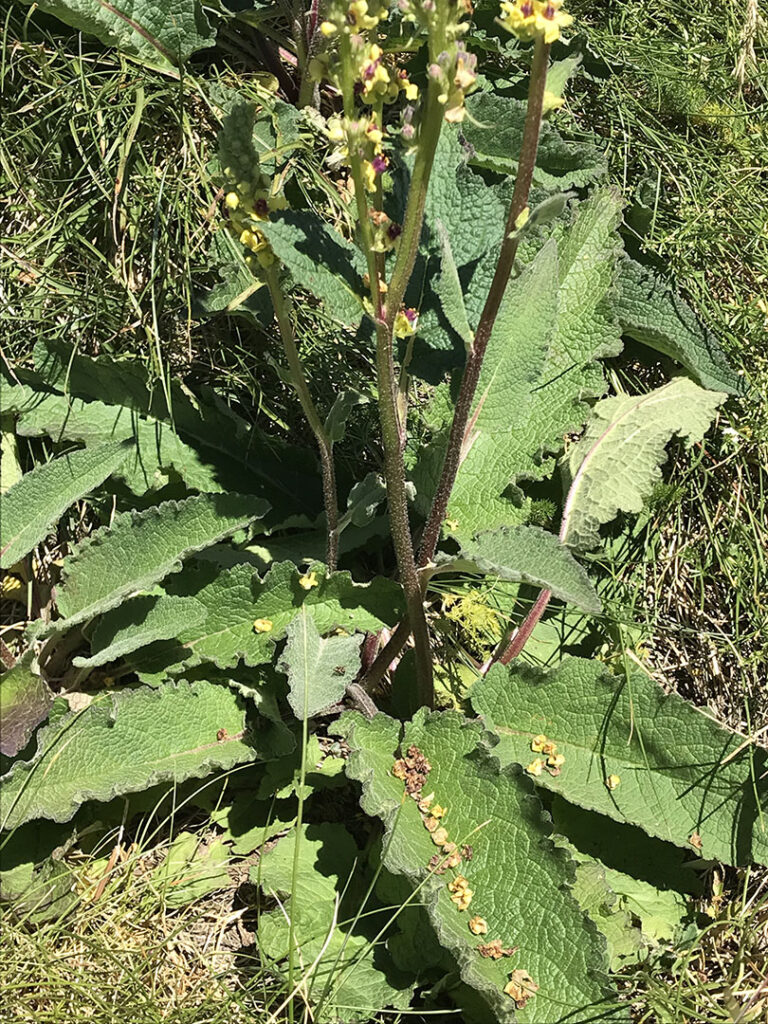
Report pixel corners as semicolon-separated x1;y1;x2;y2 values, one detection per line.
264;266;341;571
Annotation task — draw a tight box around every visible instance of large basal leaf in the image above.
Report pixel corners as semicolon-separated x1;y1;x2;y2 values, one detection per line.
21;0;215;68
0;440;130;569
54;493;269;628
615;257;744;395
72;595;206;670
115;560;404;676
472;657;768;867
418;189;623;537
560;378;725;551
279;608;362;719
0;679;293;830
4;378;317;517
0;651;53;758
255;822;415;1021
463;92;606;190
259;212;365;328
340;710;624;1023
445;525;601;615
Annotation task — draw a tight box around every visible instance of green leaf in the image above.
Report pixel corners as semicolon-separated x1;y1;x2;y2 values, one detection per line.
73;595;206;670
255;734;347;801
0;441;130;569
445;525;601;615
122;560;403;676
616;257;744;395
418;189;623;537
463;93;605;190
566;859;645;969
279;609;362;719
0;819;79;923
20;0;215;68
0;651;53;758
472;657;768;866
340;710;624;1023
0;679;292;829
561;379;725;551
259;212;365;327
210;797;296;856
152;832;230;907
324;390;369;444
54;493;269;628
340;473;386;530
255;822;415;1021
436;219;474;351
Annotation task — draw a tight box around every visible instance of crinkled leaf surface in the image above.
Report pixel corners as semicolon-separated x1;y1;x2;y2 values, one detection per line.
0;651;53;757
561;379;725;551
73;595;206;670
566;859;645;969
435;219;473;350
210;796;296;856
122;560;403;676
417;189;623;536
616;257;744;395
22;0;215;67
447;525;601;614
255;823;415;1021
0;440;130;569
279;609;362;719
256;734;347;802
259;212;365;327
472;658;768;866
0;679;292;829
340;710;623;1023
463;93;605;190
54;493;269;628
4;381;316;516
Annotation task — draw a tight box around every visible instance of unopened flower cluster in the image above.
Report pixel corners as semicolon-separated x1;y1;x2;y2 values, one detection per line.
223;169;287;270
498;0;572;44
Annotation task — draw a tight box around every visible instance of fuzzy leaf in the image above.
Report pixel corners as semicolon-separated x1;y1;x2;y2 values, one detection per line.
561;378;725;551
259;212;365;327
566;859;645;969
418;189;623;536
0;651;53;757
436;219;474;350
341;473;386;529
324;390;368;444
255;822;415;1021
73;596;206;670
121;560;403;676
279;609;362;719
20;0;215;67
0;680;292;829
616;257;744;395
463;93;605;190
54;493;269;628
340;710;624;1023
472;657;768;867
446;525;601;614
0;441;130;569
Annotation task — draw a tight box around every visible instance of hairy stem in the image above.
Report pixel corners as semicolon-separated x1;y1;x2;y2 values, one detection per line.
265;266;340;570
418;37;551;566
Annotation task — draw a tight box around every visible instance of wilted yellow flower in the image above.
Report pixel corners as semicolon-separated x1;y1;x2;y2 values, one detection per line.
525;758;545;777
505;968;539;1008
431;804;446;819
605;774;621;791
431;827;449;845
531;734;548;752
299;570;319;590
253;618;273;633
468;916;488;935
547;753;565;770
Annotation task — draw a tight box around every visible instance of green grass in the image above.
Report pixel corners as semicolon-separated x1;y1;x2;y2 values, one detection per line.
1;0;767;1021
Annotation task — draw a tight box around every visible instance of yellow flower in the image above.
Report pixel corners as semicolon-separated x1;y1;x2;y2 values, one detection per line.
525;758;545;777
605;774;621;791
498;0;572;44
468;916;488;935
394;307;419;338
431;804;446;819
253;618;273;633
320;20;337;36
531;734;548;752
547;753;566;769
347;0;383;32
225;192;240;210
431;827;449;845
299;570;319;590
